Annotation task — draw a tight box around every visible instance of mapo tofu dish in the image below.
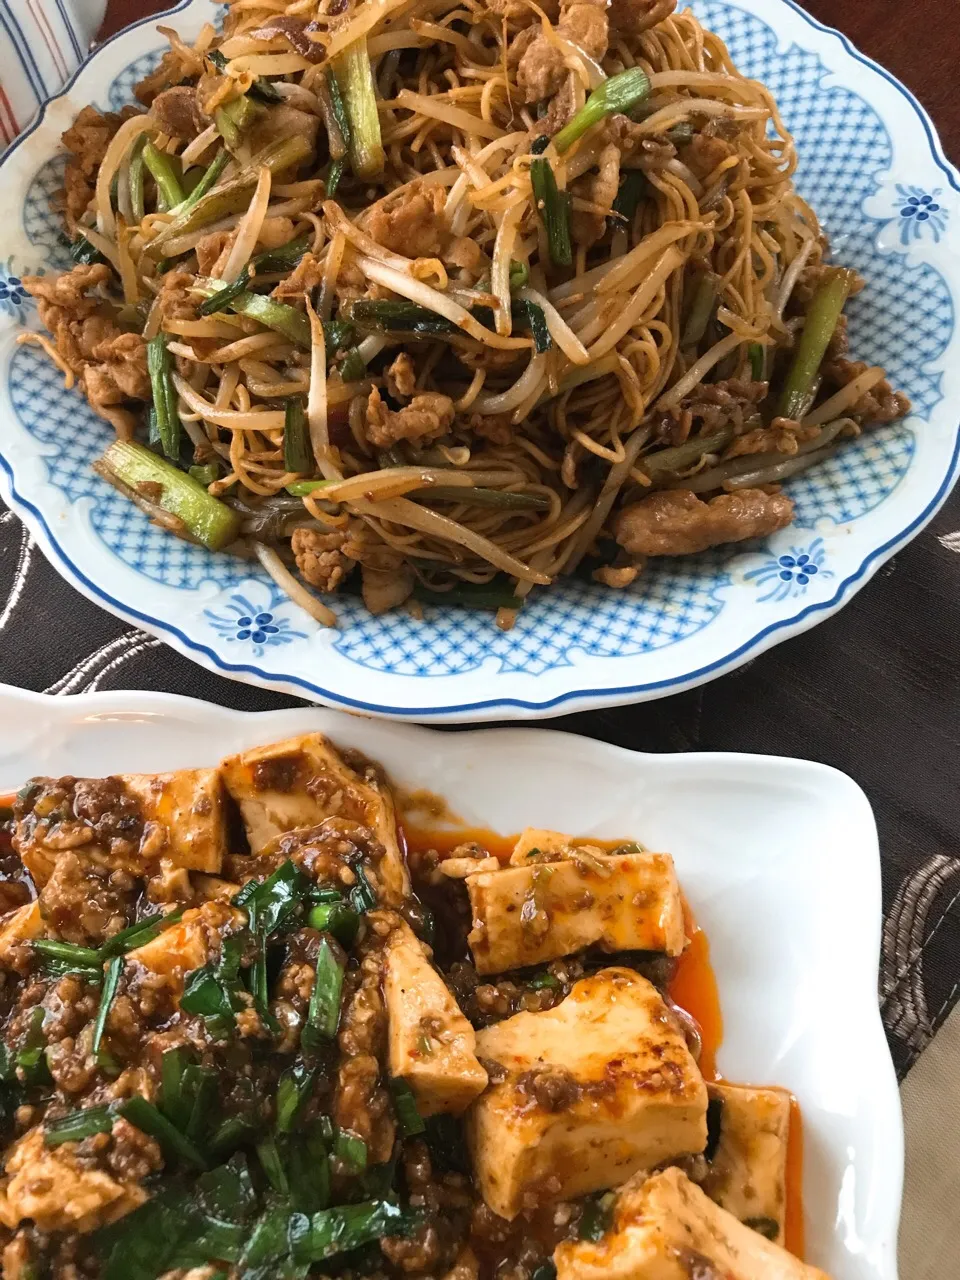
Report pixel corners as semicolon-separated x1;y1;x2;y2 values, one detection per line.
0;734;828;1278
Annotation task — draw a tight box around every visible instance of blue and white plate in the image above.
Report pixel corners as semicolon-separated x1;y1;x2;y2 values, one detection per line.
0;0;957;722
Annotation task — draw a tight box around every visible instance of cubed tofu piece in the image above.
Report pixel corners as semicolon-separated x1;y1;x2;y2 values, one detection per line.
0;1127;146;1234
13;770;226;886
0;901;42;968
509;828;576;864
554;1167;828;1280
220;734;408;902
121;770;226;873
466;968;707;1218
466;851;684;975
125;901;244;990
383;917;488;1116
702;1081;791;1244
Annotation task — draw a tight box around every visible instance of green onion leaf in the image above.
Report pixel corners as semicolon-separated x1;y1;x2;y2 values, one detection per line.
289;1200;422;1264
143;141;186;210
32;939;101;967
146;333;182;461
118;1095;207;1169
333;1128;368;1174
284;397;311;475
349;865;377;913
390;1079;425;1138
70;231;106;266
302;937;345;1050
611;170;647;225
44;1104;114;1147
276;1063;315;1134
180;148;230;214
189;463;219;488
777;267;857;421
98;440;242;552
101;907;185;958
332;36;384;179
339;348;367;382
526;970;561;991
553;68;651;153
257;1136;290;1193
509;259;529;290
748;342;765;382
91;956;123;1065
530;158;572;268
306;900;360;948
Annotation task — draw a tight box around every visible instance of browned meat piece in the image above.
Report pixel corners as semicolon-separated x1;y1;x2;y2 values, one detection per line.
361;561;416;615
469;411;515;446
365;387;455;448
291;527;355;593
61;104;140;234
444;236;486;275
248;104;320;162
385;351;417;401
616;488;795;557
608;0;677;35
367;182;449;259
561;0;609;59
571;142;621;247
134;47;202;106
150;85;205;139
491;0;559;20
518;0;609;104
537;79;578;137
655;378;768;447
24;265;150;436
516;37;566;104
38;852;136;946
272;251;325;299
593;562;642;588
194;231;232;277
248;15;326;62
722;418;821;460
820;357;912;425
680;133;737;181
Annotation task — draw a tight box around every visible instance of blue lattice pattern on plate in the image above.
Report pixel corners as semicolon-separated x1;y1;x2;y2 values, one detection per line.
107;51;163;112
335;560;731;675
22;155;72;271
5;0;956;684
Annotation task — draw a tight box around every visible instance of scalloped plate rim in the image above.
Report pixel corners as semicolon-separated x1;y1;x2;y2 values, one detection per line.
0;0;957;721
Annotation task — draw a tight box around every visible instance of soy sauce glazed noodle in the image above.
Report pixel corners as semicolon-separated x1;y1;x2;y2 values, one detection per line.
23;0;910;629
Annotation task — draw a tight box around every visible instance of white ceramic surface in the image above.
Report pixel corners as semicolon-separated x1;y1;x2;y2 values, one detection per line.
0;683;902;1279
0;1;957;720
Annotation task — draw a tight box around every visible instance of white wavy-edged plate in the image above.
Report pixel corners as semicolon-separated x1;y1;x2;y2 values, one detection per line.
0;683;901;1278
0;0;957;721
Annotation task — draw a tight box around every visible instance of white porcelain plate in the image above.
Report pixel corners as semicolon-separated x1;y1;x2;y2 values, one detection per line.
0;0;957;721
0;683;902;1279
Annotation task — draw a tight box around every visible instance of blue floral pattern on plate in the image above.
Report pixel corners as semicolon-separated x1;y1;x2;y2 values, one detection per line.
0;0;957;719
0;259;36;321
205;586;308;658
745;538;835;603
895;186;948;244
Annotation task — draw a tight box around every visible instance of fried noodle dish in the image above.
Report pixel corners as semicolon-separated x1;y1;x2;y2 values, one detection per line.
0;732;830;1278
22;0;910;627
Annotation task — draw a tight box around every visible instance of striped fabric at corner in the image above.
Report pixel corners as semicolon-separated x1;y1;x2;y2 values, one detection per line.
0;0;94;151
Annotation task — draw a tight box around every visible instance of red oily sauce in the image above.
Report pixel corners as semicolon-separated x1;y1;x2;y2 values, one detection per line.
403;822;806;1261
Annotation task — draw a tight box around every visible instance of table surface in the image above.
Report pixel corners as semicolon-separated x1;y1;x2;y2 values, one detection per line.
4;0;954;1085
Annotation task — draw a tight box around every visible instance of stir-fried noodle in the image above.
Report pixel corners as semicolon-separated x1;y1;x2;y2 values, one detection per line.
23;0;910;626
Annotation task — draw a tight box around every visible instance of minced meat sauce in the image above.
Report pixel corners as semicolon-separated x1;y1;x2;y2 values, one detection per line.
0;753;791;1280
